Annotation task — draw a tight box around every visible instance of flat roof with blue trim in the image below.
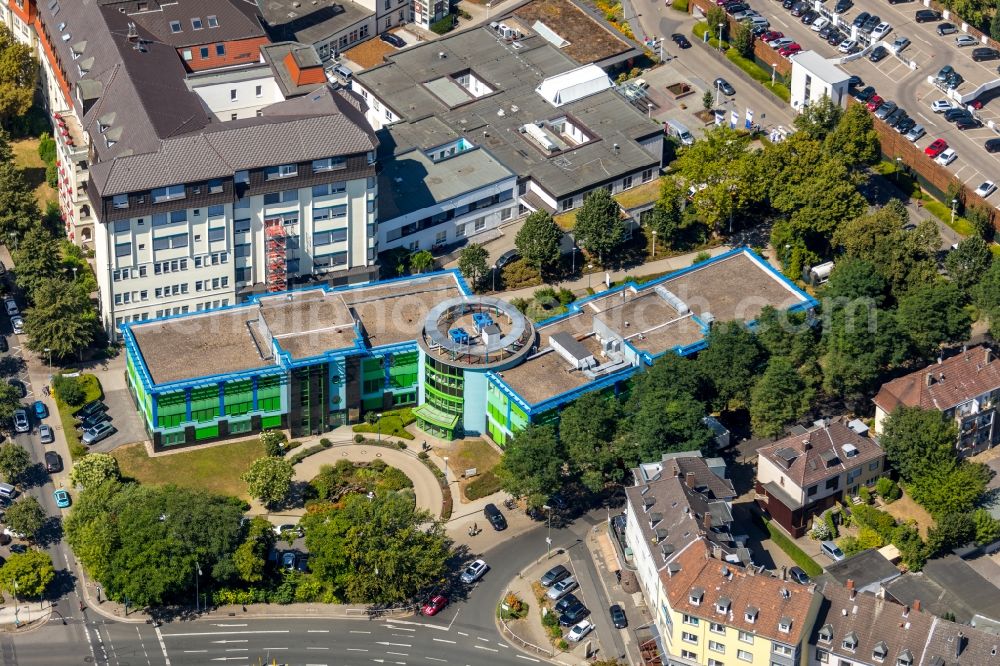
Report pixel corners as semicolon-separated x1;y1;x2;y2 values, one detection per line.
126;271;467;387
494;248;815;409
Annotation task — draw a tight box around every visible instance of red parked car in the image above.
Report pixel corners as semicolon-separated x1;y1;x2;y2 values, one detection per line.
924;138;948;157
778;43;802;56
422;595;449;616
866;95;884;112
762;30;784;42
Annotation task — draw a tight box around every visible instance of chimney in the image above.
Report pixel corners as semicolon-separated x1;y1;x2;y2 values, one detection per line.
847;579;856;600
685;472;696;489
703;512;712;531
903;605;910;617
986;348;993;365
673;464;680;477
913;599;921;612
803;438;812;451
957;631;965;658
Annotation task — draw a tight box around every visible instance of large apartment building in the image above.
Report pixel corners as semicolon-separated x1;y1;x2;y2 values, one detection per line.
2;0;380;336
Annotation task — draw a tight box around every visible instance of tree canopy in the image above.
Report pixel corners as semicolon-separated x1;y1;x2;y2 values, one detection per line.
11;226;60;301
0;26;37;129
0;549;54;599
496;424;564;507
573;189;626;263
698;321;766;411
879;407;958;483
5;496;46;541
896;281;970;359
515;211;563;272
750;357;813;438
24;277;96;360
945;236;992;294
70;453;122;489
0;443;30;484
559;392;628;492
65;482;245;607
302;493;449;604
457;244;489;290
242;456;294;508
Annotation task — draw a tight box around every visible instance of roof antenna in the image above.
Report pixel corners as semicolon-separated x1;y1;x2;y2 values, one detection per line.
126;22;139;43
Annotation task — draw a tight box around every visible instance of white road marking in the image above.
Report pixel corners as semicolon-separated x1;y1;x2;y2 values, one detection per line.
225;649;248;652
160;630;290;637
377;641;412;647
350;630;372;634
213;623;247;627
457;631;469;636
425;657;447;662
260;647;288;650
476;637;491;643
306;646;330;650
210;659;248;662
474;645;499;652
386;651;409;656
211;640;248;644
346;648;369;651
154;625;172;665
385;624;416;631
183;650;208;653
516;656;541;662
307;629;330;633
433;638;457;644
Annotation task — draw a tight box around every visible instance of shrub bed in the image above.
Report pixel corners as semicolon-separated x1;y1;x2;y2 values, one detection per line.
289;439;334;465
465;470;502;500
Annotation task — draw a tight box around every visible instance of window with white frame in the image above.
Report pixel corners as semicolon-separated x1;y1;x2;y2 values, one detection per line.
709;640;725;653
152;184;185;203
312;157;346;172
681;632;698;644
709;622;725;635
737;649;752;662
815;649;829;663
265;164;298;180
112;194;129;209
738;631;754;644
681;650;698;661
682;615;699;626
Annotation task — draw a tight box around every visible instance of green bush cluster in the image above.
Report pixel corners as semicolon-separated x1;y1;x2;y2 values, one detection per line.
465;470;502;500
824;510;839;539
289;439;334;465
54;375;85;406
875;477;901;502
501;259;543;290
430;15;455;35
724;50;790;102
671;0;689;11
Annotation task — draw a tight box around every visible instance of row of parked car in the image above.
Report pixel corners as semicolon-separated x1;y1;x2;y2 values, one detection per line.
539;563;628;644
74;399;116;445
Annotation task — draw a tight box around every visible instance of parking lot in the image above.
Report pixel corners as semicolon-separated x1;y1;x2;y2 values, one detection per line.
737;0;1000;205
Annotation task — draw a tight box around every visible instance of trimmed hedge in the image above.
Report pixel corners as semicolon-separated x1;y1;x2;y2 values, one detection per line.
671;0;689;10
289;438;334;465
763;518;823;577
465;470;501;501
724;50;791;102
430;15;455;35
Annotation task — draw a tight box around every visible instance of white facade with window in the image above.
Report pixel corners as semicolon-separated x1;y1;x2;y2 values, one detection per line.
94;172;376;333
185;66;285;122
789;51;851;111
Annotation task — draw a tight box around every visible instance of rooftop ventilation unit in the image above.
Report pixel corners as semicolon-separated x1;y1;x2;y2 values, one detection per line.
522;123;558;152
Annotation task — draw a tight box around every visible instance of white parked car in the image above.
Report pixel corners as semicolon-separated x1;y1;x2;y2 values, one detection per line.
955;35;978;47
935;148;958;166
10;316;23;335
811;17;829;31
931;99;953;113
460;559;489;584
567;619;595;642
838;39;857;53
974;180;997;198
871;22;892;40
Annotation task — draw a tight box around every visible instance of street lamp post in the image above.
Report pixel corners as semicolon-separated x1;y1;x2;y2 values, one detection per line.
194;560;202;614
376;413;383;443
651;230;657;257
13;581;18;626
543;505;552;559
572;246;578;274
44;347;51;368
587;263;593;290
771;63;777;84
715;78;722;107
951;198;958;227
717;23;724;52
647;102;653;118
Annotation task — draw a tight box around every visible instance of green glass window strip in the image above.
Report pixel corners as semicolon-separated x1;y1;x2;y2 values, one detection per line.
162;431;186;446
195;425;219;440
261;414;283;429
229;419;252;434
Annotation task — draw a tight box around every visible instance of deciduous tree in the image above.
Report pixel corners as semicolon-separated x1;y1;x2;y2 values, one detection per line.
973;508;1000;546
303;493;450;603
457;243;489;290
233;517;275;584
69;453;122;489
945;236;992;294
823;103;879;168
409;250;434;274
896;280;971;359
242;456;294;508
910;461;990;517
4;496;45;541
750;357;813;438
11;227;59;301
820;302;908;399
495;424;563;506
0;380;22;423
697;321;766;411
821;258;888;307
878;406;958;483
515;211;563;272
0;26;37;128
0;443;30;484
792;94;843;140
629;392;715;461
573;189;626;264
0;161;40;239
560;393;628;492
732;21;754;58
0;549;54;599
973;261;1000;337
24;277;96;360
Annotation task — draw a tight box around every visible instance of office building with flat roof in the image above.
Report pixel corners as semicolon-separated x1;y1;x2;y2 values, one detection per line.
122;248;815;449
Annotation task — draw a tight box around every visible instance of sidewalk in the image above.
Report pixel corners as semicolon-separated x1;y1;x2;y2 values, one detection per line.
0;599;52;631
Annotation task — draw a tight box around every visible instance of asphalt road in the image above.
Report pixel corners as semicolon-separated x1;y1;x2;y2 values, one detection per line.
8;503;622;665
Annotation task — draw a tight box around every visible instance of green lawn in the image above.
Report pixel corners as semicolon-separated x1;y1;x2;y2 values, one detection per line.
55;374;104;460
923;199;976;237
352;407;416;440
113;438;264;500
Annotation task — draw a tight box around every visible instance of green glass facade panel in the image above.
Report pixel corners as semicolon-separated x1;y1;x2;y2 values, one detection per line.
195;424;219;440
229;419;252;434
261;414;283;429
162;431;186;446
190;385;220;422
362;396;383;410
157;391;186;429
224;379;253;416
258;376;282;412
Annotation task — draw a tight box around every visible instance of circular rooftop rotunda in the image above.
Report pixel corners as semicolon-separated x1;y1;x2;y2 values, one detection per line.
418;295;536;370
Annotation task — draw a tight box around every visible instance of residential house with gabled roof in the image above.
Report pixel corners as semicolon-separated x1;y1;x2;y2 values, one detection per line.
755;419;887;537
873;346;1000;457
811;581;1000;666
658;536;820;666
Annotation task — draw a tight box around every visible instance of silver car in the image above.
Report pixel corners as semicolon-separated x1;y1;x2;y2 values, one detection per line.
460;559;488;584
82;421;116;445
546;576;579;601
12;409;28;433
39;424;54;444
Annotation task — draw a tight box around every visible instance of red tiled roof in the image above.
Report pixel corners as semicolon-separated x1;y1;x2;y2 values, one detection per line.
757;421;885;489
661;538;816;645
874;346;1000;414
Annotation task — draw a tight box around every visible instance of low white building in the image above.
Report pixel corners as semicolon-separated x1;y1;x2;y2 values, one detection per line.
378;143;517;252
789;50;851;111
